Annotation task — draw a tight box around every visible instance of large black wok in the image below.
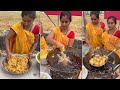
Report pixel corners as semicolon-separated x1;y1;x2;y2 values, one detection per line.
46;47;82;79
83;49;120;79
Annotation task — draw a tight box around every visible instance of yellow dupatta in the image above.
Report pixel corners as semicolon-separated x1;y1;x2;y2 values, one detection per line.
102;31;120;57
52;26;69;49
10;22;34;54
86;23;103;48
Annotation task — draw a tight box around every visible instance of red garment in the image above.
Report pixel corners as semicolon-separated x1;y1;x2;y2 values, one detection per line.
100;22;105;29
114;30;120;38
32;24;40;35
67;31;75;39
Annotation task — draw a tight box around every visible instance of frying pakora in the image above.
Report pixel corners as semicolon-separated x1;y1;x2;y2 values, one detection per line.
89;54;108;67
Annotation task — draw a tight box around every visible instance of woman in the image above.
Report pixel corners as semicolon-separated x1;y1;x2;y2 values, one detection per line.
46;11;75;49
5;11;40;59
85;11;105;53
102;16;120;57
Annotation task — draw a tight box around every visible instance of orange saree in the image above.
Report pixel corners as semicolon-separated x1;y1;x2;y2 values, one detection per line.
10;22;34;54
52;26;69;49
102;31;120;57
86;23;103;48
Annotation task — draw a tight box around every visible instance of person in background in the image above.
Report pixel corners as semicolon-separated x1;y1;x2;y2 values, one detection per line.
102;16;120;57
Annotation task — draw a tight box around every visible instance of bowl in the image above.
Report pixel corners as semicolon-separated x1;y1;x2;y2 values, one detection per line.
82;65;88;79
40;72;52;79
36;52;40;63
1;54;32;75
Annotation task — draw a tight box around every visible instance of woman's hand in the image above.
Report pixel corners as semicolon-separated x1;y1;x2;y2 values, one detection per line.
115;43;120;50
7;51;12;60
56;41;64;49
99;44;104;49
89;45;94;54
28;52;33;59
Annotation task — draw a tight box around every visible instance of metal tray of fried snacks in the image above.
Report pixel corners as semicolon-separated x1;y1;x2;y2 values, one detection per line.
1;54;32;75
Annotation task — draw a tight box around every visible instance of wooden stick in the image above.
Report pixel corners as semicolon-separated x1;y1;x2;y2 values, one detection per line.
82;11;86;32
45;12;56;26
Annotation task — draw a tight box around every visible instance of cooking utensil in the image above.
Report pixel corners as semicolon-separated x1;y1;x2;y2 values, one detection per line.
58;47;72;66
106;62;120;79
36;52;40;63
83;49;120;79
90;49;117;67
46;47;82;79
107;49;117;57
1;54;32;75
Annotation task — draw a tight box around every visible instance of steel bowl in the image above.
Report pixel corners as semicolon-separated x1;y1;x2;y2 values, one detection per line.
1;54;32;75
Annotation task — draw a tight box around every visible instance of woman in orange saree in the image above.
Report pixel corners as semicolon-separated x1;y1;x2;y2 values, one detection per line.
5;11;40;59
46;11;75;49
102;16;120;57
85;11;105;53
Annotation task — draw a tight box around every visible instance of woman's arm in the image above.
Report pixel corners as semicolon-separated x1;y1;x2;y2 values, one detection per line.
68;39;74;47
115;44;120;50
5;29;16;59
85;29;94;53
46;30;63;48
85;30;91;47
29;34;39;54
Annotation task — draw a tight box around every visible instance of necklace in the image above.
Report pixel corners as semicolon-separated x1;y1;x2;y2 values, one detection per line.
22;23;33;31
60;26;69;35
108;27;116;35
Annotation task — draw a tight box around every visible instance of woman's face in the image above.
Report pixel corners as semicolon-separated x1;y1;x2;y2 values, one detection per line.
60;15;71;30
107;19;116;30
91;14;99;25
22;15;34;27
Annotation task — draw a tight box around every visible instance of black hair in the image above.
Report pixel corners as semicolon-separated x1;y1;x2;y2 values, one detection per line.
21;11;36;19
107;16;117;24
90;11;100;19
60;11;72;22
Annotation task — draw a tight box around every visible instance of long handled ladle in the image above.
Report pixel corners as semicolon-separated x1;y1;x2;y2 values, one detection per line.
106;49;117;57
